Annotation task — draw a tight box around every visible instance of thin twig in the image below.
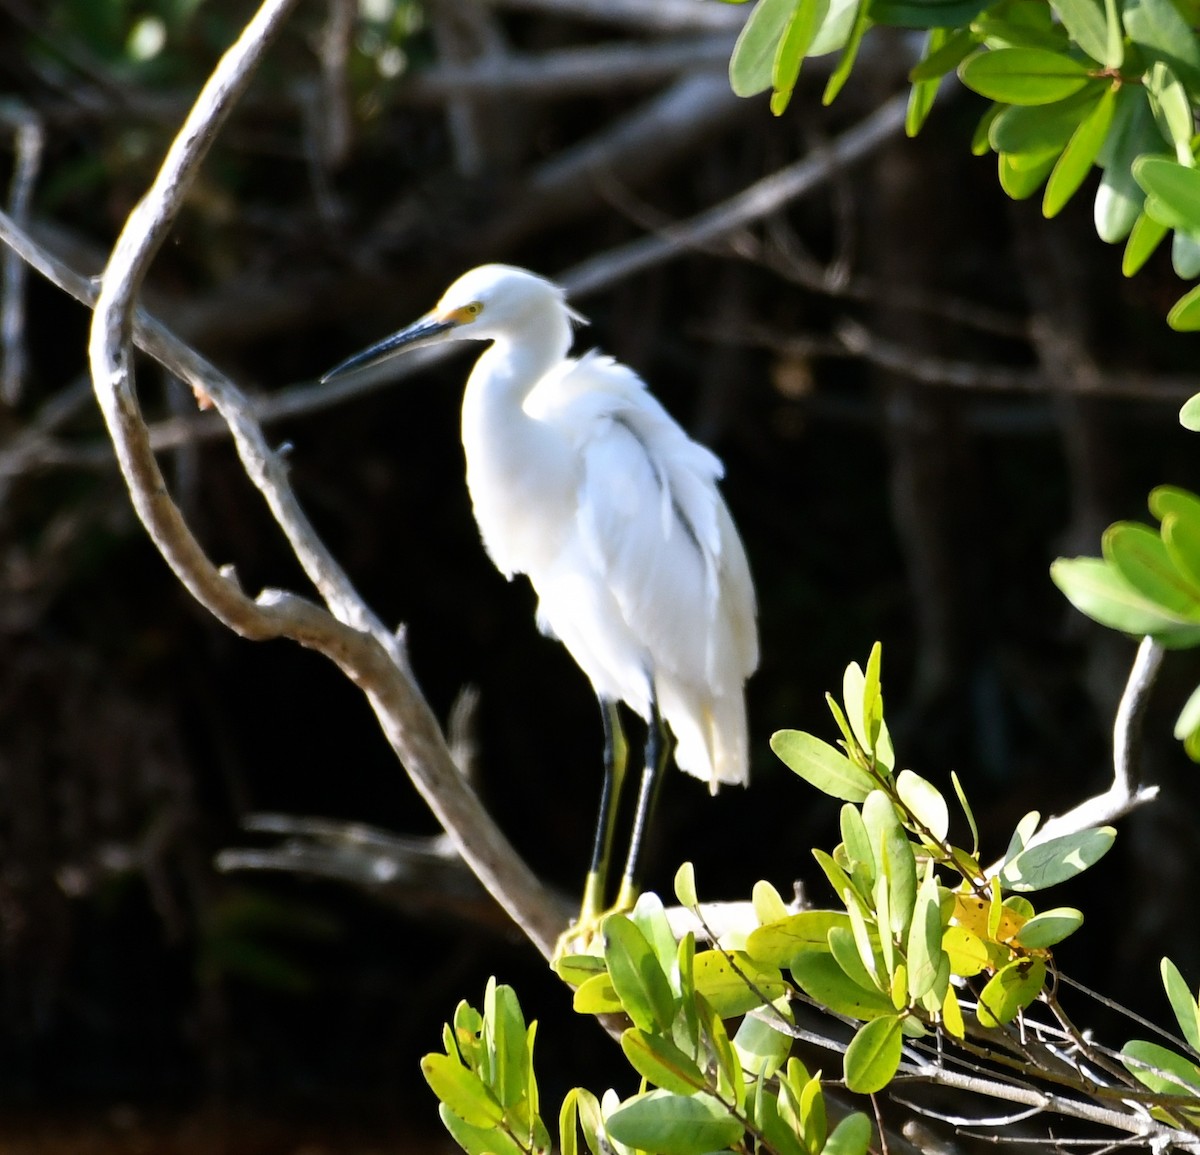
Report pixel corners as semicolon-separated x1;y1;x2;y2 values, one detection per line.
1;103;43;404
565;92;911;296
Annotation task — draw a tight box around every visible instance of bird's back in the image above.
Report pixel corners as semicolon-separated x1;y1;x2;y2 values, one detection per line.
524;352;758;790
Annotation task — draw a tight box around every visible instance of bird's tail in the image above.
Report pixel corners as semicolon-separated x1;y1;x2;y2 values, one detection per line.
659;680;749;794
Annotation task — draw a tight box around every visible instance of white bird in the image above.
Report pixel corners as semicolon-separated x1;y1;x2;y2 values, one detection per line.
323;265;758;933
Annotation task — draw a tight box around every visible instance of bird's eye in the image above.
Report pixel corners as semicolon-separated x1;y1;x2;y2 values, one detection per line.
465;302;482;317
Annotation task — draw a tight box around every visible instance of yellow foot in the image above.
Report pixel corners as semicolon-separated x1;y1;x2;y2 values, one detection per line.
551;875;641;964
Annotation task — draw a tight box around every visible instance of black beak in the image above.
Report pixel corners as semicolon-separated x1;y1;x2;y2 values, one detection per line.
321;314;458;383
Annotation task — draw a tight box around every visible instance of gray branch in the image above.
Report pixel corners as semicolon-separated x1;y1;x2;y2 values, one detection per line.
78;0;565;959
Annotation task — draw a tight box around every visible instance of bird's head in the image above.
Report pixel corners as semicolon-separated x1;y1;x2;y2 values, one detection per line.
321;264;585;383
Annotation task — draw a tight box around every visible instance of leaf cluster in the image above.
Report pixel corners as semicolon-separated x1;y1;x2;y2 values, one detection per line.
727;0;1200;330
417;646;1200;1155
1053;486;1200;758
766;643;1111;1089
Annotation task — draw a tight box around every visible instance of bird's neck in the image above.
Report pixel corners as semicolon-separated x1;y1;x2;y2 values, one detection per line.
461;316;570;447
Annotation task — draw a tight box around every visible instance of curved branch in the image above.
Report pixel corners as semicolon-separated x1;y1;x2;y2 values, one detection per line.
82;0;564;958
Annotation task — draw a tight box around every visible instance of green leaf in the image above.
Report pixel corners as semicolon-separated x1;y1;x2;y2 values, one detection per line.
730;0;799;96
1121;1039;1200;1095
841;803;876;875
734;1007;794;1079
1049;0;1108;62
1044;83;1117;216
822;0;870;104
753;879;791;925
976;958;1047;1027
1159;514;1200;600
1173;231;1200;278
1174;682;1200;751
958;47;1096;105
822;1112;873;1155
748;910;854;966
697;995;744;1108
422;1054;505;1126
906;864;946;999
1000;149;1060;198
1123;210;1170;274
1135;156;1200;233
754;1084;808;1155
560;1088;580;1155
843;1015;904;1093
1103;0;1124;66
771;0;828;114
989;94;1098;154
770;730;876;801
1162;958;1200;1053
1095;86;1157;242
1104;521;1200;616
1181;391;1200;428
621;1029;707;1095
673;862;698;909
1012;906;1085;948
1145;61;1195;163
949;770;980;857
439;1103;526;1155
862;641;884;755
1122;0;1200;94
999;826;1116;891
603;914;677;1034
693;950;788;1016
943;924;992;976
896;769;949;841
572;970;625;1016
483;979;529;1108
790;950;898;1019
605;1090;744;1155
910;25;977;79
829;924;884;994
810;0;863;54
1050;556;1200;642
863;790;917;939
1169;283;1200;330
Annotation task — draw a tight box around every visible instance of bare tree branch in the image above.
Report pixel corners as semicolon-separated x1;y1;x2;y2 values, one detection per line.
80;0;565;958
1;102;42;404
481;0;744;32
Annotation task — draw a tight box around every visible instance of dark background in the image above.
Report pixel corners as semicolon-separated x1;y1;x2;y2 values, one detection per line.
1;0;1199;1149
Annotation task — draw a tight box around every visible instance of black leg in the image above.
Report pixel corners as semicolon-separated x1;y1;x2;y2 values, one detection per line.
580;697;627;923
615;695;673;912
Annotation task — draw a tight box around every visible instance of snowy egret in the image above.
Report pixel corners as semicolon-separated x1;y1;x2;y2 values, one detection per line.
323;265;758;934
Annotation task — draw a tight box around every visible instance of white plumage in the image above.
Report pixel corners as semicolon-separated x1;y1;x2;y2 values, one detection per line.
324;264;758;922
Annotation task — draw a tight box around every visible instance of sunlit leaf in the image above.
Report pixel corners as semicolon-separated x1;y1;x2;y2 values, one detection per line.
693;950;787;1016
483;979;530;1108
1104;520;1200;616
790;950;897;1019
770;730;876;801
753;879;791;925
730;0;798;96
1121;1039;1200;1095
863;790;917;938
958;47;1096;104
1122;0;1200;93
906;865;946;999
1044;83;1116;216
1000;148;1060;198
1162;958;1200;1054
1012;906;1084;948
603;914;677;1033
999;826;1115;891
439;1103;525;1155
572;971;624;1016
1123;210;1170;274
734;1006;794;1079
976;958;1047;1027
748;910;853;966
621;1029;706;1095
1051;557;1200;643
989;87;1101;153
1050;0;1108;61
822;1112;873;1155
829;924;884;994
843;1014;903;1093
896;769;949;841
605;1090;744;1155
422;1054;505;1127
1094;86;1157;242
1168;283;1200;331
